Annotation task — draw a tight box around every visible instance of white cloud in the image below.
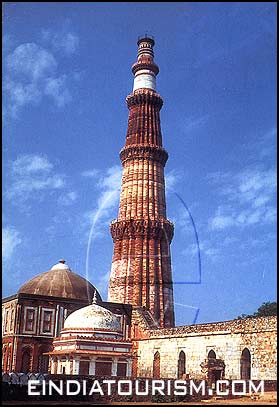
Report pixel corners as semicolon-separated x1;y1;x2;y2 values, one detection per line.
208;166;277;230
222;236;238;246
3;40;73;119
42;29;79;55
182;240;220;262
58;191;78;206
165;169;183;192
7;176;65;200
83;165;122;280
4;80;41;111
237;168;276;205
182;242;201;258
61;32;79;54
6;154;65;201
96;270;111;299
81;169;100;178
2;227;22;262
12;154;53;175
183;114;210;132
98;166;122;190
253;195;270;208
7;43;57;81
210;214;235;230
45;75;72;107
247;127;277;159
88;166;122;220
171;206;194;233
83;165;122;239
263;207;277;223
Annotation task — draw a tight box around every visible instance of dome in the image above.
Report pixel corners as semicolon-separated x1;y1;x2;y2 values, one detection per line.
18;260;101;302
63;303;121;332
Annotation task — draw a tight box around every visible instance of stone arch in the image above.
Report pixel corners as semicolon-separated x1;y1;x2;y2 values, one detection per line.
240;348;251;380
95;357;112;376
6;344;12;372
2;345;7;371
21;347;32;373
177;350;186;378
207;349;225;384
208;349;216;359
153;351;160;378
38;346;50;373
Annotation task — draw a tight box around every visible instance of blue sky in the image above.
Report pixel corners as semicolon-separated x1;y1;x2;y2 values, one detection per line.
2;2;277;325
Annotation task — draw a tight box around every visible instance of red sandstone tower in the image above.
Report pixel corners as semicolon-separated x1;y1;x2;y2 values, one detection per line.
108;36;175;328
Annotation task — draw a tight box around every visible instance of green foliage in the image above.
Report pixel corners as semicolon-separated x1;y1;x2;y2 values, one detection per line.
237;302;277;319
254;301;277;317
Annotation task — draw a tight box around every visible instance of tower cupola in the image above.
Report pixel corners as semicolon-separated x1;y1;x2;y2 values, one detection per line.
132;36;159;92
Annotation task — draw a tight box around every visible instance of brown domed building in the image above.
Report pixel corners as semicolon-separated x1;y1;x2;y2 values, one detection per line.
2;260;131;374
17;260;98;301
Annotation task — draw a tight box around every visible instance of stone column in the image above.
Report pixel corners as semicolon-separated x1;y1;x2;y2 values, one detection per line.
49;357;54;374
73;358;80;375
57;359;61;374
65;356;71;374
89;358;96;376
111;357;118;376
127;359;133;377
53;358;58;374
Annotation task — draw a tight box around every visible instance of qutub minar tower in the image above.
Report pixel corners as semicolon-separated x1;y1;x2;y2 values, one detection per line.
108;36;175;328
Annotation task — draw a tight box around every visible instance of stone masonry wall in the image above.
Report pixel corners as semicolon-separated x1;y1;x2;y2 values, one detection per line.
134;315;277;380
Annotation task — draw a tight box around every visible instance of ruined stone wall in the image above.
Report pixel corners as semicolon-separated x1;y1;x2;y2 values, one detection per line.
135;316;277;380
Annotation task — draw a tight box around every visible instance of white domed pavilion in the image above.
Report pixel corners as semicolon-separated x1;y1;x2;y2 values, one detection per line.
47;293;133;377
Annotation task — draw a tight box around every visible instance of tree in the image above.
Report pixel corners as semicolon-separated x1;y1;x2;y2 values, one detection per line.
254;302;277;317
236;302;277;319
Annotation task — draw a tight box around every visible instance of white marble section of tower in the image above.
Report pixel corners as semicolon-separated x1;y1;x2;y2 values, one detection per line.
132;37;159;92
133;69;156;91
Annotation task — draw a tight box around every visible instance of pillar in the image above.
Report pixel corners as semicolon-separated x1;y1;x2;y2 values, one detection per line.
89;358;96;375
111;357;118;377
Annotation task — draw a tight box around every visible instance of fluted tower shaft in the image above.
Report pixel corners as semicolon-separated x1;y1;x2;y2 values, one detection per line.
108;37;175;328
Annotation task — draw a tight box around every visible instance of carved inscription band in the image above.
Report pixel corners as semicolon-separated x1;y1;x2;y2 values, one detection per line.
110;218;174;242
126;91;163;109
120;145;168;166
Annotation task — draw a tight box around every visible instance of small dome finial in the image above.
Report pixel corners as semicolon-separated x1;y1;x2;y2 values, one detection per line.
51;259;70;270
92;290;97;304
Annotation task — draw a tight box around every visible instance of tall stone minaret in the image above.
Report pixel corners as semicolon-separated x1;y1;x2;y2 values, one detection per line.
108;36;175;328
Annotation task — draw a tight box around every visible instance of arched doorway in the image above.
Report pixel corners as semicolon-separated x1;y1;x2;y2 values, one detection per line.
153;351;160;378
38;346;51;373
6;345;12;372
79;359;90;375
207;350;225;384
21;348;32;373
2;346;7;371
240;348;251;380
208;349;216;360
178;350;186;378
95;357;112;376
